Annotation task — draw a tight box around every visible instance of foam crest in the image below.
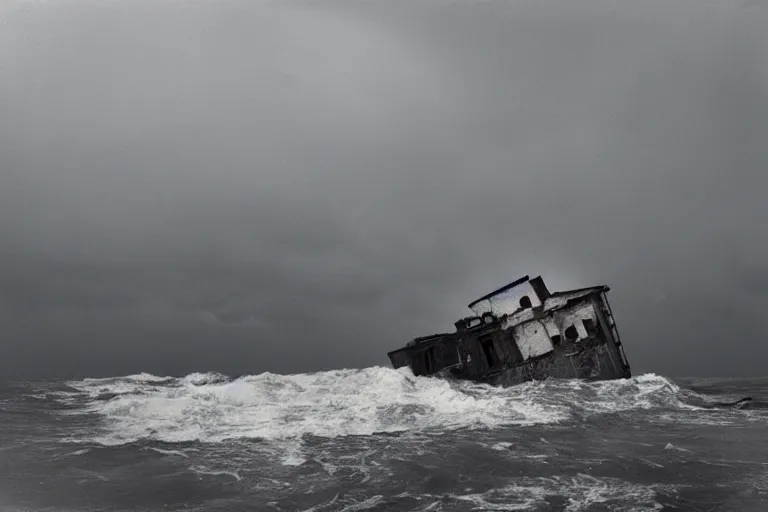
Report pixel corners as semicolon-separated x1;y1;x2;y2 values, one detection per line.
80;372;174;385
450;474;665;512
61;368;693;446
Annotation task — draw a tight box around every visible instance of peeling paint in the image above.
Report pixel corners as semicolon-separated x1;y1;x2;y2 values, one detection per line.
469;281;541;317
554;301;597;342
513;321;554;359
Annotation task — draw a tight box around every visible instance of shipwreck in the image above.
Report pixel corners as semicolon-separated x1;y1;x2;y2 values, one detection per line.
387;275;631;386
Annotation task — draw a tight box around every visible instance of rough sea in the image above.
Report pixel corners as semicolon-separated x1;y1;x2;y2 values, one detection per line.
1;369;766;512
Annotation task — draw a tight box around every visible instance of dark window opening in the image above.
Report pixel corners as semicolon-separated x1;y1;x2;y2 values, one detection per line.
551;334;562;346
443;344;460;367
479;335;498;368
423;348;436;374
582;318;598;337
564;325;578;341
519;296;532;309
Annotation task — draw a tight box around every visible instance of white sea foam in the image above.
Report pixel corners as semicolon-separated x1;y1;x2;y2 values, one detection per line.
58;368;708;446
446;474;664;511
146;446;192;458
80;372;175;385
302;494;385;512
338;474;665;512
188;464;242;482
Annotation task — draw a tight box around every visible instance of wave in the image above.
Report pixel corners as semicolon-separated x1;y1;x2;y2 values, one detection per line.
53;367;711;447
352;474;668;512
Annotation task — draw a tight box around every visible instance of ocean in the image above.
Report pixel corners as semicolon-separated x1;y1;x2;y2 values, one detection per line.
1;369;766;511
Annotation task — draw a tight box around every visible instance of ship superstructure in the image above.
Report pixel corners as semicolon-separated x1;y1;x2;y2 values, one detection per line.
387;275;631;386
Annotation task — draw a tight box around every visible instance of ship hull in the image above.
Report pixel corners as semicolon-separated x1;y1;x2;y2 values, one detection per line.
475;340;631;387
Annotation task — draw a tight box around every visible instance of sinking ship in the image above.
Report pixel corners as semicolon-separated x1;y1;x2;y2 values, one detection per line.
387;275;631;386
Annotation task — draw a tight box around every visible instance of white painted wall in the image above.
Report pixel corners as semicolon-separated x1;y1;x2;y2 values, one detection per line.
513;321;554;359
469;281;542;317
542;317;560;338
553;301;597;342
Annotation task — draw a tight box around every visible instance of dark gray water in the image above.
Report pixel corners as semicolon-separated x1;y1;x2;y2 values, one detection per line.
1;369;766;511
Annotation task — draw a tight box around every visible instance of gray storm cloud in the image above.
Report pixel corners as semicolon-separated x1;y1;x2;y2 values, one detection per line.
1;0;767;379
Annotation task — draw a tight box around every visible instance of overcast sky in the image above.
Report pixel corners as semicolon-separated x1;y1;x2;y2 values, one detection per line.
1;0;767;380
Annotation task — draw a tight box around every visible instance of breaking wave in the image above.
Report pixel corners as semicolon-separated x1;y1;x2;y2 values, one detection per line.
370;474;668;512
59;369;714;446
53;367;714;447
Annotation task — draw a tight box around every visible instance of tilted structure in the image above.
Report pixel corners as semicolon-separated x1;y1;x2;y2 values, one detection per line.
387;275;631;386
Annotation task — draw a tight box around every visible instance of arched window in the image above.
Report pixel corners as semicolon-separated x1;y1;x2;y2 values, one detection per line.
564;325;578;341
519;295;532;309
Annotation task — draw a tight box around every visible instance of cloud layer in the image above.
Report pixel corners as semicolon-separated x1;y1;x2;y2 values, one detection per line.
1;0;767;379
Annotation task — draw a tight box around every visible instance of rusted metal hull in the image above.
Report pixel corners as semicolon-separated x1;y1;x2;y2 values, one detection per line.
474;341;631;387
